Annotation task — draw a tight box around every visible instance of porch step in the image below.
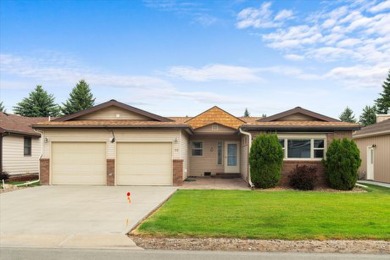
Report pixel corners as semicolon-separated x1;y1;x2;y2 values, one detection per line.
215;173;241;179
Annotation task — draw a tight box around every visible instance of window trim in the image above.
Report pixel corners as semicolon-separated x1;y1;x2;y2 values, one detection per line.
217;141;223;165
191;141;203;156
24;137;32;156
278;135;326;161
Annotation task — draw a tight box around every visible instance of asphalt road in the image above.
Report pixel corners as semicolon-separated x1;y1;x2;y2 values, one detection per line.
0;248;388;260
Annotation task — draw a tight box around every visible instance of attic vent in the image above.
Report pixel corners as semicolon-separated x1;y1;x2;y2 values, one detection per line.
212;124;219;131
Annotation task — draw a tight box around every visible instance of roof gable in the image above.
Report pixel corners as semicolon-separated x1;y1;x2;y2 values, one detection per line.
185;106;245;130
54;100;173;122
259;107;339;122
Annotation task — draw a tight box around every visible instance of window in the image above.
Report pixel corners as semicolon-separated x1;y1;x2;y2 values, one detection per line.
278;138;325;159
191;141;203;156
24;137;32;156
217;141;223;165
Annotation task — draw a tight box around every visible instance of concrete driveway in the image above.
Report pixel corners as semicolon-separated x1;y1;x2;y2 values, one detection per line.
0;186;176;249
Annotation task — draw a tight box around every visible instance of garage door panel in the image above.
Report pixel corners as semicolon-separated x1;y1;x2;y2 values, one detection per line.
52;142;106;185
116;142;172;185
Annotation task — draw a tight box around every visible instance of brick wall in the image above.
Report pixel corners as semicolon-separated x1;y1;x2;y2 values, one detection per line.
173;159;183;186
280;160;326;187
327;131;353;146
107;159;115;186
40;158;50;185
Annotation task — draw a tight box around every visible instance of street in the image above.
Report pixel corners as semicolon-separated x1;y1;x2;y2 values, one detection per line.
0;248;388;260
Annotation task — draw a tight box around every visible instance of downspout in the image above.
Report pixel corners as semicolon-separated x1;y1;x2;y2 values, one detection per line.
27;128;45;185
239;128;254;189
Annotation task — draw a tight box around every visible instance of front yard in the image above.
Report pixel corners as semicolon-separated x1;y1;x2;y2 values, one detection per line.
135;185;390;240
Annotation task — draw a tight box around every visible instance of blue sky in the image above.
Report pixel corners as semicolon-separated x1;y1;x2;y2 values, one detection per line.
1;0;389;118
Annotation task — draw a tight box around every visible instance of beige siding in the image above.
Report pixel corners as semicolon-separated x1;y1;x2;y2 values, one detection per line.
195;124;236;134
278;114;316;121
42;129;182;160
240;135;249;182
77;106;151;120
354;134;390;183
3;135;40;175
189;136;240;176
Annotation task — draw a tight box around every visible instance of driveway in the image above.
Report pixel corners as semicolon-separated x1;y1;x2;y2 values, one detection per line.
0;186;176;248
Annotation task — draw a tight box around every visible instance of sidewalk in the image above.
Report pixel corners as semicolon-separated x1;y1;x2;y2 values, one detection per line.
357;180;390;188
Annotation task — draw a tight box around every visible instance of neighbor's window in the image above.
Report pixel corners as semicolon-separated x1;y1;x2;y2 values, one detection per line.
217;141;223;165
24;137;32;156
192;141;203;156
278;138;325;159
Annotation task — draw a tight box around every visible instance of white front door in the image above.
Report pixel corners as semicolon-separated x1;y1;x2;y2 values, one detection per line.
367;146;374;180
224;142;240;173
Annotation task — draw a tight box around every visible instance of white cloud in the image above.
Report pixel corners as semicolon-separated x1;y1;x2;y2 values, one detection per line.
369;0;390;13
284;54;305;61
236;2;293;29
168;64;263;82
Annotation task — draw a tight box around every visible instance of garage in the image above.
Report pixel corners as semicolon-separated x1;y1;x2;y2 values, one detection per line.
51;142;106;185
116;142;172;185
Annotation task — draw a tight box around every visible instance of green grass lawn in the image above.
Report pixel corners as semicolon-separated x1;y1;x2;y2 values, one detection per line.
136;185;390;240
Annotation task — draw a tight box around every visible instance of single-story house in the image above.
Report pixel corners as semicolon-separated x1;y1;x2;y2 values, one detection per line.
0;112;49;177
353;115;390;183
33;100;360;186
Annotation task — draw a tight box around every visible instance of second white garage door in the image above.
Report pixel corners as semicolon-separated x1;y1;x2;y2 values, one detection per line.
116;142;172;185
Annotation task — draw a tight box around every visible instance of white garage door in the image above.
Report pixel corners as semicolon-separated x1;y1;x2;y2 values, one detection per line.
52;142;106;185
116;142;172;185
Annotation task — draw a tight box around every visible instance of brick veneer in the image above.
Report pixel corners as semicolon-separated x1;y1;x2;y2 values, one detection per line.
40;158;50;185
280;160;326;187
173;159;183;186
107;159;115;186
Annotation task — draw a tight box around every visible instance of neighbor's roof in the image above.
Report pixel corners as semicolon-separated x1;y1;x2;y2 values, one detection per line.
185;106;245;130
0;112;49;137
353;119;390;138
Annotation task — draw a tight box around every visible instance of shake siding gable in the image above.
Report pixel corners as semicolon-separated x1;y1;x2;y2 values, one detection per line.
77;106;151;121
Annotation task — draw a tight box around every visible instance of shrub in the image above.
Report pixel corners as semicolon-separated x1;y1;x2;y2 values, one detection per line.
289;165;317;190
1;171;10;181
323;138;361;190
249;134;284;188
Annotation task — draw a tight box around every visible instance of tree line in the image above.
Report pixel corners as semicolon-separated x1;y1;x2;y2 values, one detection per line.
0;80;95;117
339;70;390;126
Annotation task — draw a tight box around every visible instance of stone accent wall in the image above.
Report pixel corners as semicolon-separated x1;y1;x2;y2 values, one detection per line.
173;159;183;186
280;160;326;187
40;159;50;185
107;159;115;186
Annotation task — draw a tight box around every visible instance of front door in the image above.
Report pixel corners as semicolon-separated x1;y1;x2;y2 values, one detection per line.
367;146;374;180
224;142;240;173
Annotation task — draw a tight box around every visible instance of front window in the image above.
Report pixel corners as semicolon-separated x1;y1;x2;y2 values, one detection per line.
217;141;223;165
191;141;203;156
24;137;32;156
278;138;325;159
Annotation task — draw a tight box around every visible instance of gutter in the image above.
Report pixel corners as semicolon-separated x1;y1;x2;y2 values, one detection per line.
239;128;254;189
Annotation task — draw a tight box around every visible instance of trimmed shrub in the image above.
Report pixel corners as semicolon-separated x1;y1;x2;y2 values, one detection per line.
323;138;361;190
249;134;284;188
1;171;10;181
289;165;317;190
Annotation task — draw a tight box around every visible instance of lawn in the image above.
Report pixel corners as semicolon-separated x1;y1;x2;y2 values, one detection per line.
135;185;390;240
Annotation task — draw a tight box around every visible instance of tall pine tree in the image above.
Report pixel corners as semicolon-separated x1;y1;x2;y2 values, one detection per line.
14;85;60;117
375;70;390;114
359;105;376;126
339;107;356;123
0;101;5;113
244;108;250;117
61;80;95;115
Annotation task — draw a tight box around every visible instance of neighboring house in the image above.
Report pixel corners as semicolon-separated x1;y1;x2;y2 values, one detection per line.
353;115;390;183
0;112;49;176
33;100;360;186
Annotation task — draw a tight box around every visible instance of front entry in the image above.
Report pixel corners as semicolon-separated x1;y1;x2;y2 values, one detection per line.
224;142;240;173
367;146;374;180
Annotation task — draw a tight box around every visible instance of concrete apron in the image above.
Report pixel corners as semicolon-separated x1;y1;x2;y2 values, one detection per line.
0;186;177;249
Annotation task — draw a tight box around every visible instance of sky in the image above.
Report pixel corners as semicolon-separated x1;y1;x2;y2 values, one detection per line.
1;0;389;119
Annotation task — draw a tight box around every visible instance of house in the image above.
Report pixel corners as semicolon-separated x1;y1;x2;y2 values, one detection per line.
0;112;49;177
32;100;360;186
353;115;390;183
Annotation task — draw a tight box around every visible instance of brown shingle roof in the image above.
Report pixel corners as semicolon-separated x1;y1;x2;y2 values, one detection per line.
185;106;245;130
0;113;49;136
241;121;360;131
353;119;390;138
